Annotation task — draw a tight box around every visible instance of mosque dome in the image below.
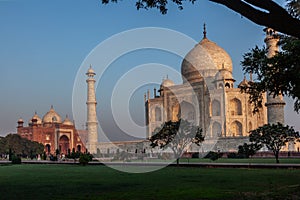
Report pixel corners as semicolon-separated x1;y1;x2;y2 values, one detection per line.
62;115;74;126
42;106;62;123
28;113;42;125
181;25;233;84
18;118;24;123
31;113;42;125
215;69;233;81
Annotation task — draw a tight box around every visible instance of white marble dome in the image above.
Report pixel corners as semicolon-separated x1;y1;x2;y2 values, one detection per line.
181;37;233;84
161;78;175;88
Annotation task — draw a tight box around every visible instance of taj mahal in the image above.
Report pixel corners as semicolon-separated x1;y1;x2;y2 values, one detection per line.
91;26;292;156
17;26;297;157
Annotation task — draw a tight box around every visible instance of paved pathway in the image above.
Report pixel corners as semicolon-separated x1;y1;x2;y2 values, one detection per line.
1;160;300;169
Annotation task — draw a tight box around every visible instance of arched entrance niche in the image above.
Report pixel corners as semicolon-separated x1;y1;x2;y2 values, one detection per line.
231;121;243;137
45;144;51;153
77;145;81;152
180;101;195;122
212;122;222;137
59;135;70;154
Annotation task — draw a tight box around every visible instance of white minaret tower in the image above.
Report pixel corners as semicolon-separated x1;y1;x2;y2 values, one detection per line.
264;28;285;124
86;65;98;154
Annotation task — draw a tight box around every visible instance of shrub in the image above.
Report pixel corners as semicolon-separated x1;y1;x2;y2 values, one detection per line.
238;143;259;158
205;151;223;161
192;152;199;158
11;155;21;164
49;155;57;161
79;154;90;166
227;152;238;158
42;152;47;160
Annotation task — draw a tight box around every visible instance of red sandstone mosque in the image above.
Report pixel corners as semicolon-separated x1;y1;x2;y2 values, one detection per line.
17;107;87;155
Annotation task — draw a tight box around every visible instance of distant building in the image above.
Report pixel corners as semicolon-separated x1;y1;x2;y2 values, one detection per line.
17;106;86;155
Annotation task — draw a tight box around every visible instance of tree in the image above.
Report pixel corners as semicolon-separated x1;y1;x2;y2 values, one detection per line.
249;123;300;163
239;2;300;113
240;36;300;113
238;143;261;158
0;134;44;159
102;0;300;38
149;119;204;165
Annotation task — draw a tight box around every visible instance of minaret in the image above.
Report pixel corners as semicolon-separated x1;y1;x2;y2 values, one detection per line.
264;28;285;124
86;65;98;154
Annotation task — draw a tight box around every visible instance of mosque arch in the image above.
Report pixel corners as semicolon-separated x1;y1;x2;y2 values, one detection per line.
211;99;221;116
77;145;81;152
231;121;243;137
45;144;51;153
59;135;70;155
180;101;195;121
230;98;242;116
212;122;222;137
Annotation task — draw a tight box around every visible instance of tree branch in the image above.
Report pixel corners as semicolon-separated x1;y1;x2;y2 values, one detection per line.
209;0;300;38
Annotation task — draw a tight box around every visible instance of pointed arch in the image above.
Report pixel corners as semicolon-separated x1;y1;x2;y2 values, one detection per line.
230;98;242;115
155;106;162;121
231;121;243;137
211;99;221;116
180;101;195;121
77;145;81;152
212;122;222;137
59;135;70;155
45;144;51;153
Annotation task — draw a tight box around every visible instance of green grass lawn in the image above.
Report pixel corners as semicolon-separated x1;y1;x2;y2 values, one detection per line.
0;164;300;200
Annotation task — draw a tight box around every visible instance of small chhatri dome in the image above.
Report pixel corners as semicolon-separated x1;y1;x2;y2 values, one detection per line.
18;118;24;123
42;105;62;123
86;65;96;77
238;76;249;87
181;24;233;84
63;115;74;126
161;76;175;88
215;69;233;81
32;112;42;125
28;112;42;125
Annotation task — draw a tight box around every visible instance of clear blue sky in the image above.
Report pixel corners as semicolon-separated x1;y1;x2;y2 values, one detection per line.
0;0;298;140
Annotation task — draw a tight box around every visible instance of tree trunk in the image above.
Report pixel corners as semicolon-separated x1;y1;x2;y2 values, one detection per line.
176;158;179;166
274;151;279;163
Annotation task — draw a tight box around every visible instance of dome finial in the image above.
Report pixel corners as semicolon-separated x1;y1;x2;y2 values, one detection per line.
203;23;207;38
